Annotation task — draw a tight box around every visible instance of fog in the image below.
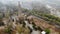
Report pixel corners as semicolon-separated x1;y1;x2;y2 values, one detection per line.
0;0;60;5
0;0;60;10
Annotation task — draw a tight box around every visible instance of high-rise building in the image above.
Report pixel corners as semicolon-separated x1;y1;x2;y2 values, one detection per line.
18;1;22;16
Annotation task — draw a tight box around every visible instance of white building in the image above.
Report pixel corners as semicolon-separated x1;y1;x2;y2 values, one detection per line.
41;31;46;34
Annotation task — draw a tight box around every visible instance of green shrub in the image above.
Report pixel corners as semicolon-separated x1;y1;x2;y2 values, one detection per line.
4;27;11;34
45;29;50;34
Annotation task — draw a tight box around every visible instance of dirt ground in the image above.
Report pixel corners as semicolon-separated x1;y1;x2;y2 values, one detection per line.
27;15;60;34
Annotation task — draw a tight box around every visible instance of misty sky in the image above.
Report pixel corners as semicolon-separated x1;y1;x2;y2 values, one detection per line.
0;0;60;4
0;0;60;9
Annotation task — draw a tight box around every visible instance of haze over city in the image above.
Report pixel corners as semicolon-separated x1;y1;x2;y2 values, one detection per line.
0;0;60;34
